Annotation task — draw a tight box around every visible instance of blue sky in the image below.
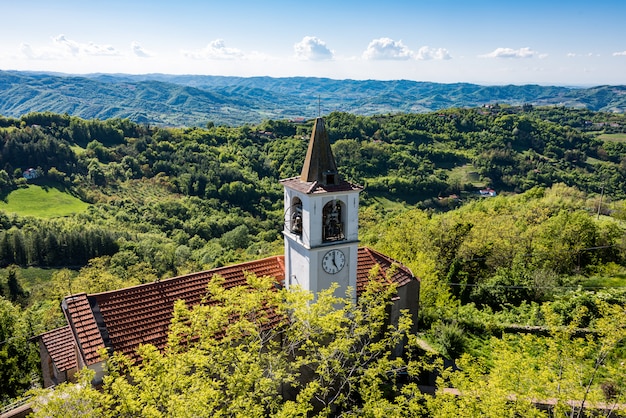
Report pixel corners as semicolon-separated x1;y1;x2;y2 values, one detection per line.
2;0;626;86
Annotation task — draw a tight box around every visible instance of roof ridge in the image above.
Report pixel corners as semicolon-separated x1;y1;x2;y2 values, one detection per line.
63;294;105;365
38;324;71;337
90;255;287;298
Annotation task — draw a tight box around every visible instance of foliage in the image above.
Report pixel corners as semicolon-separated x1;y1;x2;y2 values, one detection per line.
428;301;626;418
29;272;434;417
432;321;466;359
0;218;120;268
26;274;626;417
5;266;28;306
0;107;623;275
1;107;626;407
0;296;40;406
29;369;111;417
368;184;625;312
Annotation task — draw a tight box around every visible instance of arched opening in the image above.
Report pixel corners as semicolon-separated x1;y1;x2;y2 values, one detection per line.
322;200;345;242
290;197;302;235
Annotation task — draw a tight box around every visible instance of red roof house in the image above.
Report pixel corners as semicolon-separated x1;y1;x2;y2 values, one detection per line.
37;248;418;387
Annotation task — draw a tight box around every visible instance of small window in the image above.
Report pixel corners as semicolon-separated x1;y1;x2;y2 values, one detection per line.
322;200;344;242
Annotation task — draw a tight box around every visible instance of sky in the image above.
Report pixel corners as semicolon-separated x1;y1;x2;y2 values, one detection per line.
2;0;626;86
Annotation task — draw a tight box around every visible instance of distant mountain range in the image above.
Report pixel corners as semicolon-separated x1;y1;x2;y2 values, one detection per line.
1;70;625;126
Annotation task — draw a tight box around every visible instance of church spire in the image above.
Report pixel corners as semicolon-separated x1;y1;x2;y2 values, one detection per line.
300;117;340;186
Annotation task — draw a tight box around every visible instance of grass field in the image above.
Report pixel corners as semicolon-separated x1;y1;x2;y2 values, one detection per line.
368;195;410;212
4;266;60;291
586;156;603;166
0;184;89;218
581;262;626;288
597;133;626;142
447;164;485;188
582;274;626;288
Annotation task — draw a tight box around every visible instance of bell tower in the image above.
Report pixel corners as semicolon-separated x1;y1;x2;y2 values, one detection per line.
280;117;362;300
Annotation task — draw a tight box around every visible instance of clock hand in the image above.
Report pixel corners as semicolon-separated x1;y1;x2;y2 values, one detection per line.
332;252;338;268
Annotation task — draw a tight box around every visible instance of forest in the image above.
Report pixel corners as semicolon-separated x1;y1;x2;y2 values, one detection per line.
0;106;625;416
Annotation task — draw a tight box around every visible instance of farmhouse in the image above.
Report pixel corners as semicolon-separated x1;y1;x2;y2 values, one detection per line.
22;168;39;180
479;187;497;197
36;117;420;387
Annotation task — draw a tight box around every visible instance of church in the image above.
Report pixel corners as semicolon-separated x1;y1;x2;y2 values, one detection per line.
36;117;420;388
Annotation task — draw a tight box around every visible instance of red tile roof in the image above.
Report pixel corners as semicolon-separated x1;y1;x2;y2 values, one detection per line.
357;247;415;294
63;294;106;365
91;256;286;362
59;248;416;366
38;325;77;373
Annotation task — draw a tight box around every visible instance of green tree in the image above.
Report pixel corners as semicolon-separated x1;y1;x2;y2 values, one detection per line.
428;301;626;418
30;272;429;417
29;369;111;417
71;257;137;295
0;169;12;191
0;297;40;406
6;266;28;307
87;160;106;186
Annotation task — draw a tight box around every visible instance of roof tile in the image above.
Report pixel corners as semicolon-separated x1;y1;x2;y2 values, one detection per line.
356;247;415;294
91;255;286;362
39;325;77;373
60;249;416;365
64;294;105;365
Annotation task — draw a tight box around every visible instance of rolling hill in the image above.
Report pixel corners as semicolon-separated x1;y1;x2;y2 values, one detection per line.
1;70;625;126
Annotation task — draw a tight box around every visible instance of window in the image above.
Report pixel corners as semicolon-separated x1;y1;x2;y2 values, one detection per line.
323;169;338;185
322;200;344;242
290;197;302;235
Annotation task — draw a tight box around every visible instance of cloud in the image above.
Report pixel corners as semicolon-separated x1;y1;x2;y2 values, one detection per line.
19;43;49;60
182;39;245;60
294;36;334;61
362;38;451;61
613;51;626;56
481;47;539;59
362;38;413;60
18;35;121;60
132;41;153;58
416;46;451;60
53;34;120;56
567;52;599;58
20;35;176;63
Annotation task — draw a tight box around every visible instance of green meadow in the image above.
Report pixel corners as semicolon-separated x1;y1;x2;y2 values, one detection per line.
598;132;626;142
0;185;89;218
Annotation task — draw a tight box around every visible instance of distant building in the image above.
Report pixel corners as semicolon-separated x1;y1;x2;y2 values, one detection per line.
35;117;420;388
479;188;497;197
22;168;39;180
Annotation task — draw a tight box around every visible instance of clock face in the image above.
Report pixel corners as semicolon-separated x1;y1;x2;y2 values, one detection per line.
322;249;345;274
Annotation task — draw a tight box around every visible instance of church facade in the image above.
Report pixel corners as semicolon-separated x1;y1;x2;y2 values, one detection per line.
36;117;420;388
